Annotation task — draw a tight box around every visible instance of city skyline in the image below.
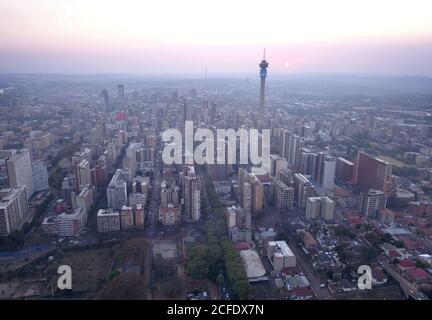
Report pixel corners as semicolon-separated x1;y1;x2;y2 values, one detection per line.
1;0;432;76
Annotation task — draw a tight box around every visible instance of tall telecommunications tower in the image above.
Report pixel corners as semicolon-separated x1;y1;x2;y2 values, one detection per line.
258;49;269;129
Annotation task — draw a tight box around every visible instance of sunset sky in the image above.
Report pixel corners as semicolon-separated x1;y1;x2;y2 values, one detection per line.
1;0;432;76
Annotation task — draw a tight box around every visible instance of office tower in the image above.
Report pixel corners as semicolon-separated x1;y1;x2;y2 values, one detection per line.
293;173;316;208
159;203;181;226
0;187;28;236
300;149;318;176
273;179;294;212
312;152;325;183
107;169;130;210
335;157;355;182
321;157;336;190
118;84;125;100
101;89;109;111
355;151;392;191
4;149;33;200
258;49;269;129
97;209;121;233
76;159;91;190
305;196;335;221
183;166;201;222
278;131;303;167
32;161;49;192
359;189;387;217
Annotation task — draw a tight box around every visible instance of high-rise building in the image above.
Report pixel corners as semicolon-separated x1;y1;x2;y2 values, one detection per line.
300;148;318;176
335;157;354;182
321;157;336;190
3;149;33;200
76;159;91;191
117;84;125;100
32;161;49;192
278;131;303;167
355;151;392;192
270;155;288;177
107;169;130;210
183;166;201;222
120;206;134;231
57;206;86;237
258;49;269;129
359;189;387;217
242;173;264;216
273;179;294;212
0;187;28;236
134;204;145;230
305;196;335;221
277;169;293;187
293;173;316;208
75;184;95;222
101;89;109;111
97;209;121;233
160;181;179;208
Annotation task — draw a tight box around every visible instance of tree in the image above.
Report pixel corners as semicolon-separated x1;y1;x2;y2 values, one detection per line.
216;274;225;287
235;280;251;300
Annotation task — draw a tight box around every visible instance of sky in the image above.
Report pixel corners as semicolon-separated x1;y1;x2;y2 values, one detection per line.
1;0;432;76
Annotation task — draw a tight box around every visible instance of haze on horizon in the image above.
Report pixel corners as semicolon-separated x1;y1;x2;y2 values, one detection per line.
1;0;432;77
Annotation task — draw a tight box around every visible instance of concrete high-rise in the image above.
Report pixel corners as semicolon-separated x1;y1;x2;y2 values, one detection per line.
0;187;28;236
107;169;130;210
359;189;387;217
182;166;201;222
4;149;33;200
355;151;392;192
273;179;294;212
305;196;335;221
258;49;269;129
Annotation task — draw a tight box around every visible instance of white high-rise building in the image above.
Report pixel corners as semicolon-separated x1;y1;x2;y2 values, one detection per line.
107;169;130;210
359;189;387;217
321;157;336;190
0;187;28;236
4;149;33;200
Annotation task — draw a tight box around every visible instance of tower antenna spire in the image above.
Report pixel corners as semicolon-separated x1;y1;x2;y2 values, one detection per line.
263;48;266;60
